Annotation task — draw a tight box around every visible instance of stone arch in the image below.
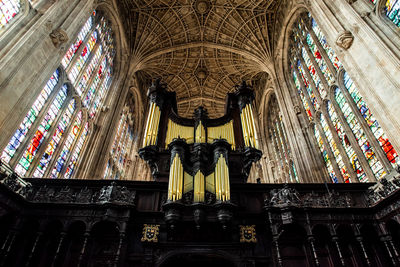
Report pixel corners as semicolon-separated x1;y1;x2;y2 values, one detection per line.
83;220;120;266
278;223;308;265
4;218;41;266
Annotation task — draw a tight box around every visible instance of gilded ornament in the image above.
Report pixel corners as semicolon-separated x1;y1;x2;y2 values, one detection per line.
239;225;257;243
141;224;160;242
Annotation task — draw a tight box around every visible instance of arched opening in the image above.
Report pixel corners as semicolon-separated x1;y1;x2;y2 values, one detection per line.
278;223;308;266
5;218;40;266
360;223;392;266
312;224;334;266
336;224;361;266
32;220;63;266
59;220;86;267
84;220;120;267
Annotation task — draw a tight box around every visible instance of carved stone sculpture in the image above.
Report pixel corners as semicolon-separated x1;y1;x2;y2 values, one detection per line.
49;28;69;48
336;30;354;50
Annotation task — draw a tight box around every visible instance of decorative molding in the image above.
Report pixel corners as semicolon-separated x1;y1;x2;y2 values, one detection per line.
336;31;354;50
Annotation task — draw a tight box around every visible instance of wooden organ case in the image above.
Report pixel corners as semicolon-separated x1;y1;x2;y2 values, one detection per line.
139;80;262;228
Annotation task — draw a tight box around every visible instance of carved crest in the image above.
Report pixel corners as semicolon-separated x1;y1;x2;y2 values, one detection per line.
239;225;257;243
141;224;160;242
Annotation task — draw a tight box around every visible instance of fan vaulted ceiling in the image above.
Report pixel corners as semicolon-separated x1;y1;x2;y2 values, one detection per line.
117;0;288;117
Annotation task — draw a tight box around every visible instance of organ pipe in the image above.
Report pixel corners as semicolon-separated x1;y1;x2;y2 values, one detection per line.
194;171;205;202
207;121;235;150
165;119;194;148
214;154;230;202
195;122;206;143
168;153;184;201
183;171;193;193
240;103;259;149
143;103;161;147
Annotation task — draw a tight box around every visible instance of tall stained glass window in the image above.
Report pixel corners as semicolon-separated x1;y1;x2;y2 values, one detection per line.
266;95;298;183
0;0;21;30
104;101;134;180
289;12;398;183
370;0;400;27
0;10;115;179
385;0;400;27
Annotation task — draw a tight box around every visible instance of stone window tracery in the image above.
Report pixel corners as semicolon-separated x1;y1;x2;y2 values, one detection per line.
0;10;115;179
104;101;134;180
289;12;399;183
266;95;298;183
370;0;400;27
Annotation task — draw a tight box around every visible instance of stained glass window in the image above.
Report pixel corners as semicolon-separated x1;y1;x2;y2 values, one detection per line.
89;68;112;118
343;72;400;167
266;95;298;183
1;10;115;179
50;110;82;178
335;88;387;179
67;30;98;85
64;122;89;179
1;69;60;163
33;99;76;177
310;17;342;71
321;114;351;183
15;84;68;177
297;60;320;110
75;44;103;97
327;100;366;182
83;56;106;107
61;14;94;69
304;33;335;86
291;66;312;120
314;126;338;183
0;0;20;29
104;100;135;180
301;46;327;98
385;0;400;27
290;13;398;182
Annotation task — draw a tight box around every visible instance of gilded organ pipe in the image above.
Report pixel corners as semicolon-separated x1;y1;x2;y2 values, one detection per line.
183;171;193;193
207;121;235;150
167;153;185;201
165;119;194;148
213;154;230;202
240;103;259;149
249;104;259;148
206;172;215;193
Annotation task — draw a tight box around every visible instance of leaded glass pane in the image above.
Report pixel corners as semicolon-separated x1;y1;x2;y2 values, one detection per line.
1;70;60;163
0;0;20;29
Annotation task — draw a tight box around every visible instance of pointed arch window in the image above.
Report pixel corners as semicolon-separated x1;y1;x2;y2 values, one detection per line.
265;95;298;183
370;0;400;27
289;12;398;182
0;10;115;179
104;97;135;180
